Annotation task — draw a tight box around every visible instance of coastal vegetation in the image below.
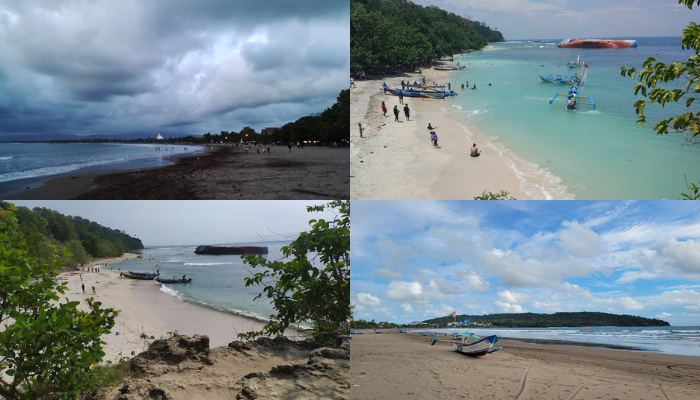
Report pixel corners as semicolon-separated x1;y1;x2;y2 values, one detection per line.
621;0;700;198
0;202;144;266
239;200;350;346
352;312;669;329
0;204;119;399
351;0;504;72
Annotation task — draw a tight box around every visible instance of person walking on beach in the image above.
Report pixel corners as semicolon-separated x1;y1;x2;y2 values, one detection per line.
471;143;481;157
288;143;292;153
350;77;355;87
432;132;439;148
381;101;387;116
91;286;96;295
404;104;411;121
393;105;400;121
398;91;403;104
358;123;364;138
82;283;85;294
401;80;405;90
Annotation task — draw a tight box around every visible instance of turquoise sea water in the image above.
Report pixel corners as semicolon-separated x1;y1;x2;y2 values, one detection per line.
441;37;700;199
426;326;700;356
109;242;288;323
0;143;205;196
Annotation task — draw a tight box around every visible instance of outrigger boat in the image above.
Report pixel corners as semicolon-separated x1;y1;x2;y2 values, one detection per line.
156;276;193;284
382;83;458;98
429;332;502;357
568;55;583;68
122;272;156;280
433;65;465;71
539;73;580;86
549;63;595;110
128;271;159;278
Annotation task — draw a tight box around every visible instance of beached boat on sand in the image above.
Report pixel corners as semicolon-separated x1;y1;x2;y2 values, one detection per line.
382;83;457;98
122;272;155;280
128;271;159;278
451;333;501;356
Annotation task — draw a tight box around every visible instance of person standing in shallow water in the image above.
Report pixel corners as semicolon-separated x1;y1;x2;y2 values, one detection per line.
403;104;410;121
393;105;400;121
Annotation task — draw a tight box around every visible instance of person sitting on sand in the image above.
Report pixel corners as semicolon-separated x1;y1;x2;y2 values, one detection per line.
470;143;481;157
427;123;434;130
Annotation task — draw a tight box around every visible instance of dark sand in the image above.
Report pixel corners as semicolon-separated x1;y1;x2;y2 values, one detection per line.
350;330;700;400
6;145;349;200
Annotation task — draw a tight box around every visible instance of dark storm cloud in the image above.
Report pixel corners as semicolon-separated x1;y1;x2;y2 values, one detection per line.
0;0;348;138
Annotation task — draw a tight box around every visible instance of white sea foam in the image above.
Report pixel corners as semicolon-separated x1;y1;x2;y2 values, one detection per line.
159;285;183;300
0;156;12;161
183;262;234;266
0;159;125;183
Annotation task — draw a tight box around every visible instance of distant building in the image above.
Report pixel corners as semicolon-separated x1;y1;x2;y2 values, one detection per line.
155;134;164;140
261;127;280;136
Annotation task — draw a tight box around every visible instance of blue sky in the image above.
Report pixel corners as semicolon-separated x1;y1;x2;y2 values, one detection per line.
351;201;700;326
412;0;700;40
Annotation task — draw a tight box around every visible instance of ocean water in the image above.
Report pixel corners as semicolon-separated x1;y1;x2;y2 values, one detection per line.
109;242;291;324
440;36;700;199
425;326;700;356
0;143;205;196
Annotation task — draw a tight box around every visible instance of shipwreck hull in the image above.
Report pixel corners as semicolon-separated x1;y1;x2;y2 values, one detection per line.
194;245;268;255
558;39;636;48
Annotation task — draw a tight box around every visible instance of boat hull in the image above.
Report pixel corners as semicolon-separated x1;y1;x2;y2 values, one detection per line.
382;83;457;98
156;278;192;284
453;335;498;357
558;39;636;48
122;272;155;280
194;245;268;255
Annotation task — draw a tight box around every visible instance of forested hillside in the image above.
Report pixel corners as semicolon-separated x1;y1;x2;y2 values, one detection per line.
423;312;670;327
0;202;143;266
351;0;504;71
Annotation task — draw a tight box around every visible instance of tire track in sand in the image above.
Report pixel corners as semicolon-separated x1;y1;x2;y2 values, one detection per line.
567;368;604;400
514;357;535;400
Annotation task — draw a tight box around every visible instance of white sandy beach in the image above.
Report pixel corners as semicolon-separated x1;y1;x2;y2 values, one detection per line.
57;254;269;364
351;55;536;200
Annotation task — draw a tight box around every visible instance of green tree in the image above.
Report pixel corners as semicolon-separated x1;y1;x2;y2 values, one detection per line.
0;205;118;399
239;200;350;346
620;0;700;198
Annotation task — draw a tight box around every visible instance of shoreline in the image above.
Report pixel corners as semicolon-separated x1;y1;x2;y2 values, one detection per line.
350;68;535;200
350;331;700;399
58;254;292;364
5;143;349;200
0;144;209;199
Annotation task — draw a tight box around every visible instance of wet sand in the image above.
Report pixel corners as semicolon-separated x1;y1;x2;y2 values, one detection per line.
350;331;700;400
7;144;348;200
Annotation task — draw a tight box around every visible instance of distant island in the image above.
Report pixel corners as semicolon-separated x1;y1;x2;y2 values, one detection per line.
352;312;669;329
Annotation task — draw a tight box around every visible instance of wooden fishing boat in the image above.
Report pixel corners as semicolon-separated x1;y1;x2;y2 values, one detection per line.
128;271;159;278
568;55;582;68
156;276;193;284
451;333;501;356
382;83;457;98
433;65;465;71
122;272;155;280
538;73;580;86
549;63;595;110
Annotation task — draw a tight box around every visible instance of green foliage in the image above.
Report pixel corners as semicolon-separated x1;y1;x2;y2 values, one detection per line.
351;0;504;71
620;1;700;143
681;174;700;199
473;190;511;200
0;205;119;399
239;200;350;346
423;311;670;328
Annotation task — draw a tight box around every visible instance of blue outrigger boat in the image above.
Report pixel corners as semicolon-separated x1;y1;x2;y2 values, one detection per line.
538;73;580;86
549;63;595;110
382;83;458;99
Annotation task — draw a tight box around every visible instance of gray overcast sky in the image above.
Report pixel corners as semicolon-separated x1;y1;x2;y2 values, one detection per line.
0;0;349;140
412;0;700;40
8;200;338;247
